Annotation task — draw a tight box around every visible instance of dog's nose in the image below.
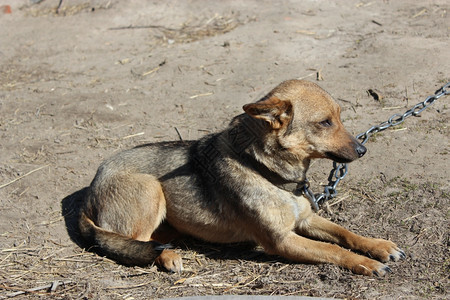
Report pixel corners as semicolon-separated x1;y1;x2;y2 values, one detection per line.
356;144;367;157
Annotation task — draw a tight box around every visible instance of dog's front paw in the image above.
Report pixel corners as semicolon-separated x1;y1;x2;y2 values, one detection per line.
351;257;392;277
366;238;406;263
155;249;183;273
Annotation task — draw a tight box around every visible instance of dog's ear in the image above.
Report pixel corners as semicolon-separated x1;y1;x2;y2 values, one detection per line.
243;97;292;129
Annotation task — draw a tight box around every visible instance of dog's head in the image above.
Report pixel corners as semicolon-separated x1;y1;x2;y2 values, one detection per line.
243;80;366;165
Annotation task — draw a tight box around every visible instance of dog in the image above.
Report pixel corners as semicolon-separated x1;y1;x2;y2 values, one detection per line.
78;79;405;276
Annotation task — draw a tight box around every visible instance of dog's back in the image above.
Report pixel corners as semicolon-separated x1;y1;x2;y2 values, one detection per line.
79;134;256;269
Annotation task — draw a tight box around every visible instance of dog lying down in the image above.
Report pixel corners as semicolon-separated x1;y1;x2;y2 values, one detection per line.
79;79;405;276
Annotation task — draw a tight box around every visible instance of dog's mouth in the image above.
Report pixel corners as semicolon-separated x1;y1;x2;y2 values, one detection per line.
324;152;354;164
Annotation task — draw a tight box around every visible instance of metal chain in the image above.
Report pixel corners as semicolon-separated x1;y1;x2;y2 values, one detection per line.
300;82;450;211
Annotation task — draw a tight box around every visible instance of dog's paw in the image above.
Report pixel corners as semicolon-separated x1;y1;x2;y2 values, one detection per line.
155;249;183;273
352;257;392;277
366;238;405;263
388;248;406;262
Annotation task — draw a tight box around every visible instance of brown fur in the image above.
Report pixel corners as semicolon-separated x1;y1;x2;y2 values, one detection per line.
79;80;405;276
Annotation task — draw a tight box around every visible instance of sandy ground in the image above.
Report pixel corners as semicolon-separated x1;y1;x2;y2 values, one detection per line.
0;0;449;299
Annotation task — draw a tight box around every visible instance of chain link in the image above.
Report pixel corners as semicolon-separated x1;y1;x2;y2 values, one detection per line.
300;82;450;211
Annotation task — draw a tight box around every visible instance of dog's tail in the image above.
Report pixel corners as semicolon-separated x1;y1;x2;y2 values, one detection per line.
78;212;165;266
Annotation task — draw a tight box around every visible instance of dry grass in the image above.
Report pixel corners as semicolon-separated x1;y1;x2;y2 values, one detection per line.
153;14;244;44
109;13;252;45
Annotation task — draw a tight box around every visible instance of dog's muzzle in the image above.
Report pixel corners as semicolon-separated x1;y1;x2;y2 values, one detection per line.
324;140;367;163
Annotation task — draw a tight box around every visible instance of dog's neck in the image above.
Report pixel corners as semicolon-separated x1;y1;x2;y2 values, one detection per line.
223;114;310;184
246;143;310;184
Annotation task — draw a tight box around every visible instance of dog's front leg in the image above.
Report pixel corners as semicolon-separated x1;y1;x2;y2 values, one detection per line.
296;213;405;264
261;231;392;276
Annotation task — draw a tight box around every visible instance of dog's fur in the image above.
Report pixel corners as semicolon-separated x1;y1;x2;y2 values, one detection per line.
79;80;405;276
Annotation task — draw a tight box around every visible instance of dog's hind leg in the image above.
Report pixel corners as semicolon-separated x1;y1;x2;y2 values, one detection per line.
81;173;182;272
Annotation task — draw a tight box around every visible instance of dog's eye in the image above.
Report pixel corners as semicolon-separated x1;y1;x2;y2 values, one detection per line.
319;119;332;127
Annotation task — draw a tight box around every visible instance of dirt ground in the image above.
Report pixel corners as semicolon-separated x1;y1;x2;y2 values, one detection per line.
0;0;449;299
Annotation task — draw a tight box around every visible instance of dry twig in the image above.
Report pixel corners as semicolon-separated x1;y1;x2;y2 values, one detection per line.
1;280;72;297
0;165;49;189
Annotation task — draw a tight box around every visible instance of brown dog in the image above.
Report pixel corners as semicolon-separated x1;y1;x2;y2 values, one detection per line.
79;79;405;276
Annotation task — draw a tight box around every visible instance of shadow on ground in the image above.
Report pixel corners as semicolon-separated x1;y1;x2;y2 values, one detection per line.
61;187;89;249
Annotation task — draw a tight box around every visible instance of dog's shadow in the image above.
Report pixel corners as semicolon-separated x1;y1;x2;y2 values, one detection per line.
173;238;279;265
61;187;89;249
61;189;281;266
